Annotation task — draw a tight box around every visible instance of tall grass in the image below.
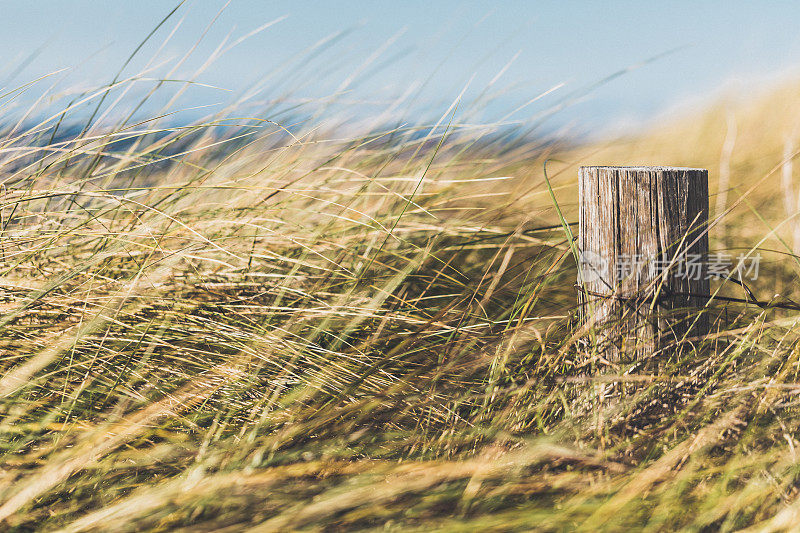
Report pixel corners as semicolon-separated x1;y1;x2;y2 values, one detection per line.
4;17;800;532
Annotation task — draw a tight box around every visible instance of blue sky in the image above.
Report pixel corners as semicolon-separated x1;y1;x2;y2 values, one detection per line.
4;1;800;135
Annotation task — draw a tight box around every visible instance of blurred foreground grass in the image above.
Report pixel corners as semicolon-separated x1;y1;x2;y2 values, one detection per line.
5;68;800;532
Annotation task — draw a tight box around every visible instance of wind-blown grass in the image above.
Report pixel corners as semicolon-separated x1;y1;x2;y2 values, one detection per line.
5;33;800;532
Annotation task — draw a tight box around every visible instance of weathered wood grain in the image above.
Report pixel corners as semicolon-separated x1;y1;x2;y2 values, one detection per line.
578;166;710;362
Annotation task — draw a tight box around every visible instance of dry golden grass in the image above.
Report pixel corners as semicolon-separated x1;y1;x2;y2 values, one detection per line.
4;62;800;531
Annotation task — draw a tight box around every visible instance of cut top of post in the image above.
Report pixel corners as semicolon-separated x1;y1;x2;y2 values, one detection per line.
580;165;706;173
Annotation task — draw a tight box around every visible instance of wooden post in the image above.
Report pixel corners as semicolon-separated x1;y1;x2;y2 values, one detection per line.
578;166;709;363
